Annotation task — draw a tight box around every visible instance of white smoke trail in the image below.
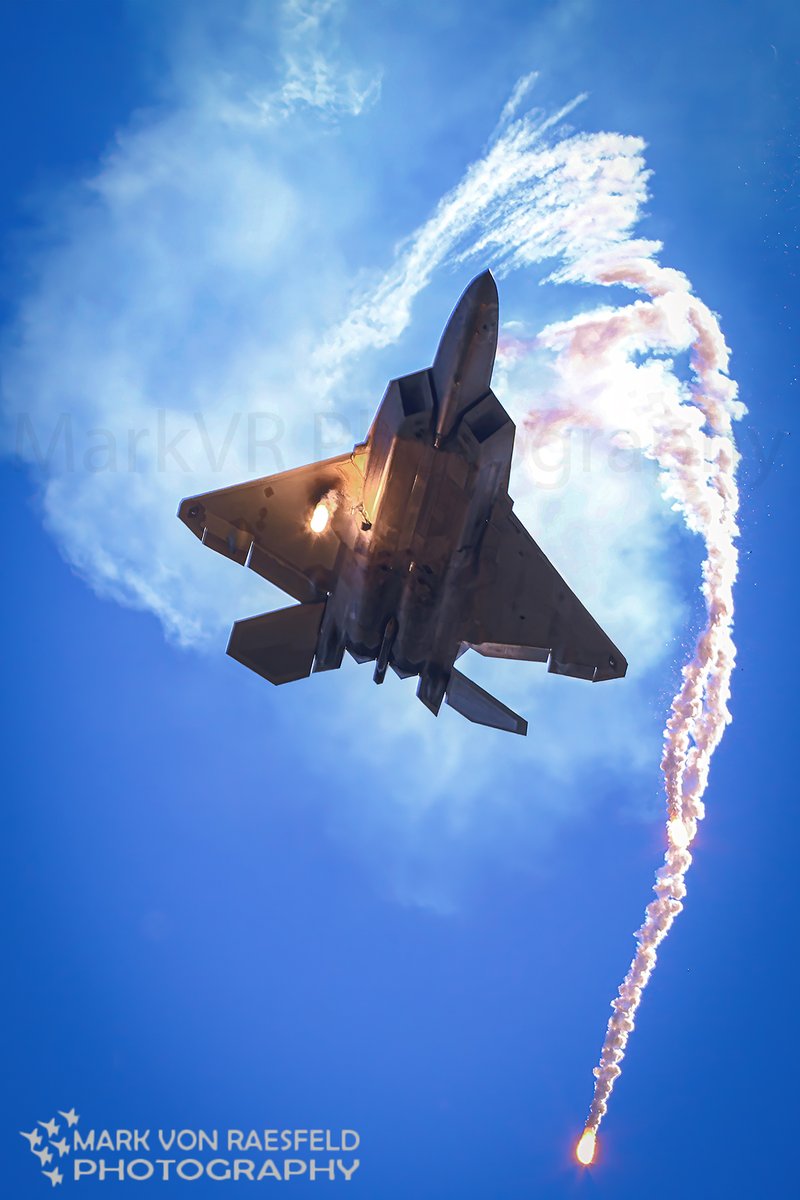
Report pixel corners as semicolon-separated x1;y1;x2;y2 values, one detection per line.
521;246;745;1145
1;19;742;928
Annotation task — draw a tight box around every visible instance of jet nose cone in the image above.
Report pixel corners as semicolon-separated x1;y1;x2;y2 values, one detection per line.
463;269;498;311
446;270;498;323
431;269;500;444
458;270;498;344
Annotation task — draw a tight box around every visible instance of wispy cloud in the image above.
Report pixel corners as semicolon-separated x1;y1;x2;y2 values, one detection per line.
494;70;539;132
251;0;381;122
312;93;591;384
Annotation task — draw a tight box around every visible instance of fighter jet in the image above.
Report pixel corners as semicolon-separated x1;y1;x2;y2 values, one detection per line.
179;271;626;735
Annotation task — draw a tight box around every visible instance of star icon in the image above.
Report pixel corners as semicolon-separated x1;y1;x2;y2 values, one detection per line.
57;1108;80;1128
51;1137;70;1158
20;1128;43;1150
33;1147;53;1167
43;1167;64;1187
39;1118;60;1139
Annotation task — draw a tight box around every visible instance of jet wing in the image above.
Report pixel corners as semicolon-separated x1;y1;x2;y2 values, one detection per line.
465;499;627;682
178;451;365;603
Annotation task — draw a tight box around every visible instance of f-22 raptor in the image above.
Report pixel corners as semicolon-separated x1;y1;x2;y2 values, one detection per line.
179;272;626;735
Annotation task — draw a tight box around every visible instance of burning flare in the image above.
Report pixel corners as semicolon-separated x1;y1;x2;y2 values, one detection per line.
310;502;330;533
575;1128;596;1166
310;489;340;534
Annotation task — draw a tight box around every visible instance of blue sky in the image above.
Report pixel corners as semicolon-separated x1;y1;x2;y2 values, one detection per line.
1;1;797;1196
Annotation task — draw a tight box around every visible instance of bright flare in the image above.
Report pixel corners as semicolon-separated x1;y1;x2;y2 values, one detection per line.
576;1129;596;1166
310;502;330;533
667;818;690;850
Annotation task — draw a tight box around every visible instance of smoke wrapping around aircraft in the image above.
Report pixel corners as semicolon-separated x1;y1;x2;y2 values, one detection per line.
2;33;745;1076
321;98;746;1128
521;223;745;1142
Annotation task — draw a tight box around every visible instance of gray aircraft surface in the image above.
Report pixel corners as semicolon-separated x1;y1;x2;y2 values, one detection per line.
178;271;626;735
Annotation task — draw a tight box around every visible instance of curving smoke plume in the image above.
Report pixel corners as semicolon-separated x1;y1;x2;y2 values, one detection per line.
520;221;745;1151
1;27;744;952
360;99;746;1129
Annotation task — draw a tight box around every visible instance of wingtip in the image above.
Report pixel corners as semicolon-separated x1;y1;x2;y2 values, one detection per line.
177;495;206;539
592;651;628;682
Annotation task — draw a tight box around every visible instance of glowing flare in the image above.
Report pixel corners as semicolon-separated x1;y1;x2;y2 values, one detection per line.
310;502;330;533
576;1129;596;1166
667;818;690;850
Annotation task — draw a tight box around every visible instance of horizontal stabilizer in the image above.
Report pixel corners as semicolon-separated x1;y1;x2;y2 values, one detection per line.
227;602;326;686
445;668;527;736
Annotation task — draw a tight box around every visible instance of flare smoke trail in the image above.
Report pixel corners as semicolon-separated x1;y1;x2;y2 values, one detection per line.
1;32;744;1103
522;230;745;1147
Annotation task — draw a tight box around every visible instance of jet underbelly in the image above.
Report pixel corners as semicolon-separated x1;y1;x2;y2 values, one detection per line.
337;434;430;660
392;448;477;672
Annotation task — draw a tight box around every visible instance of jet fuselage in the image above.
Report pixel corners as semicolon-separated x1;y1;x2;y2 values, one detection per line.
314;272;510;714
178;270;626;736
